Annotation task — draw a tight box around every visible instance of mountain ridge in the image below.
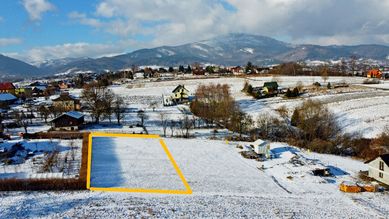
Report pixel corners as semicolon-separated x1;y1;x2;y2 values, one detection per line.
1;33;389;78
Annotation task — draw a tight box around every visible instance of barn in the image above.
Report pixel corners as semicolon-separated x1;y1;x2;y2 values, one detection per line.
51;111;84;131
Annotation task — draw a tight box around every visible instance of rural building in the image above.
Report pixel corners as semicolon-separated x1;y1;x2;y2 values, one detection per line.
230;66;244;75
52;93;81;111
263;81;279;96
365;154;389;186
51;111;84;131
250;139;270;158
0;82;16;94
367;69;382;78
0;93;17;108
15;87;33;98
163;85;190;106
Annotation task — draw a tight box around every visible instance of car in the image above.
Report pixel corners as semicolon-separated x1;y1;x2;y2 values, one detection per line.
0;147;5;153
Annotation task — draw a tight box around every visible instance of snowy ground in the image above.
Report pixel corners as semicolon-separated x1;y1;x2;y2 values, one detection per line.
90;137;186;191
98;76;389;138
0;138;388;218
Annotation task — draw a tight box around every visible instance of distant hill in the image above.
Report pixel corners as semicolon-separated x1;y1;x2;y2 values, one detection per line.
0;54;40;80
1;33;389;77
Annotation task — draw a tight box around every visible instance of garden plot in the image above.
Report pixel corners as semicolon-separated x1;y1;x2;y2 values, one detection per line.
89;136;188;191
0;139;82;179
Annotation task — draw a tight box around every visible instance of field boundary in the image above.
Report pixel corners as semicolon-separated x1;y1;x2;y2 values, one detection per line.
0;132;90;191
87;132;192;195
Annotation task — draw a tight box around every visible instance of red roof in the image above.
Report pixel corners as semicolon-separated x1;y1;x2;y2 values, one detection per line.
0;82;15;90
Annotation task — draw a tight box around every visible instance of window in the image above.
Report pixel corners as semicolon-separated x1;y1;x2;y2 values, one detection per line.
379;161;384;171
379;172;383;178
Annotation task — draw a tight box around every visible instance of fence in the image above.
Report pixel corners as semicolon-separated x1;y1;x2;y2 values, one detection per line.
0;132;90;191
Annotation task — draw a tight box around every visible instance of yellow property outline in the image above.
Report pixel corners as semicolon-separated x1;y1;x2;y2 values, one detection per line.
86;132;192;195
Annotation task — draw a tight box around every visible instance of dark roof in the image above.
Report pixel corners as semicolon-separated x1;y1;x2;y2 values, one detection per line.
52;94;76;102
51;111;84;122
380;154;389;166
172;85;189;93
263;81;278;89
365;154;389;166
0;82;15;90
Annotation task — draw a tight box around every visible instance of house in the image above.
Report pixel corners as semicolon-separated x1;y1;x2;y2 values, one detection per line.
172;85;190;103
0;82;15;94
230;66;244;75
250;139;270;158
58;82;72;90
0;93;17;108
52;93;81;111
263;81;279;96
51;111;84;131
365;154;389;185
15;86;33;98
367;69;382;78
163;85;190;106
31;86;47;97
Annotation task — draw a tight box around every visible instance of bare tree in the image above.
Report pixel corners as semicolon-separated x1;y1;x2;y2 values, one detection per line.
81;82;114;124
169;120;176;137
103;90;115;123
38;106;50;123
159;112;168;137
179;115;193;138
14;110;29;133
320;65;329;84
137;110;148;127
113;96;126;125
230;111;253;139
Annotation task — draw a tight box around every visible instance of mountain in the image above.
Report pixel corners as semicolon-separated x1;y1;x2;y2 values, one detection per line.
0;54;41;80
2;33;389;77
48;33;389;75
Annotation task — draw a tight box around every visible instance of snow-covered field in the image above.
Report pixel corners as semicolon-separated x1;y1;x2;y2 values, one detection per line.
0;138;388;218
90;137;186;191
69;76;389;138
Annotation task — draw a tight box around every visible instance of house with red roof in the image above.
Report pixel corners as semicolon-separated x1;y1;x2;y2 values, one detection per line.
0;82;16;94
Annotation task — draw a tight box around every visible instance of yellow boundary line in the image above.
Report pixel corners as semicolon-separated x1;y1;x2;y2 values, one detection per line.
86;132;192;195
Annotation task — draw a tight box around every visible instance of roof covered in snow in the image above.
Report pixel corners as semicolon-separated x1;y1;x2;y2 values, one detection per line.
253;139;268;147
0;93;17;101
64;111;84;119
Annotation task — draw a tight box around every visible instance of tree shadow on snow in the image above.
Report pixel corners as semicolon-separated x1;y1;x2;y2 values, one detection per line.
90;137;125;188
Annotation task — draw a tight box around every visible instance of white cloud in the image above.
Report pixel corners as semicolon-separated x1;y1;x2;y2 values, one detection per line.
8;41;136;64
22;0;55;21
0;38;22;47
68;12;102;27
69;0;389;46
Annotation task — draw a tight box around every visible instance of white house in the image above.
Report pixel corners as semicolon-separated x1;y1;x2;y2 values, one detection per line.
365;154;389;186
250;139;270;158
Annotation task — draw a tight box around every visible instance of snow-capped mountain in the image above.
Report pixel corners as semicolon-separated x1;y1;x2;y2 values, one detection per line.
2;33;389;78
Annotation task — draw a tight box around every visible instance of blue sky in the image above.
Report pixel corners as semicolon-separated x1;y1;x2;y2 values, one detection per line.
1;0;389;64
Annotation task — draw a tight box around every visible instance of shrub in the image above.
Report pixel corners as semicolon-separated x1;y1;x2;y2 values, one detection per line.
285;87;300;98
313;82;321;87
